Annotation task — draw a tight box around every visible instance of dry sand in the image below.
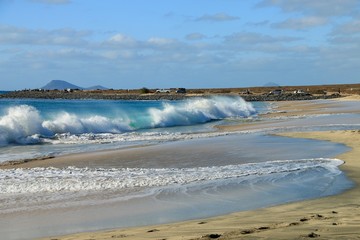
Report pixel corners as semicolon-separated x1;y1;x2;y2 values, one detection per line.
217;97;360;132
335;95;360;101
38;97;360;240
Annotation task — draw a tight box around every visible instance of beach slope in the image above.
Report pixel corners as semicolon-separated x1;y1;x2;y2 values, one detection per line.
40;130;360;240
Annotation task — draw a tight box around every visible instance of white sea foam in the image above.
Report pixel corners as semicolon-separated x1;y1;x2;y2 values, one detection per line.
0;105;47;146
149;96;255;127
0;158;343;213
0;158;342;195
42;113;133;134
0;96;256;147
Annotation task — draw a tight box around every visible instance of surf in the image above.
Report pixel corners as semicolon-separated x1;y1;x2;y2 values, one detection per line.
0;96;257;146
0;158;347;214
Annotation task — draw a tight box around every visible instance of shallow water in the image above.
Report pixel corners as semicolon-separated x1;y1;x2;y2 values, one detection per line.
0;162;351;240
0;97;262;162
0;134;354;240
0;98;359;240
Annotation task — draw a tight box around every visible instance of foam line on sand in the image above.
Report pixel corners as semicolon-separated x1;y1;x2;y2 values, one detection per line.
40;129;360;240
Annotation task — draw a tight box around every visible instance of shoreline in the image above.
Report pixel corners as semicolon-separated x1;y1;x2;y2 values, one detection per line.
39;130;360;240
0;91;343;102
2;96;359;169
1;83;359;101
0;92;358;169
37;130;360;240
34;97;360;240
1;95;358;239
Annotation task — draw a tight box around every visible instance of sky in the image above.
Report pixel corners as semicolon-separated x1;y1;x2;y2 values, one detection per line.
0;0;359;90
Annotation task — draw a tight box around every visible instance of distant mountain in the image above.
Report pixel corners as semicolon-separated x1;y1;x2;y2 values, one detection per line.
263;82;280;87
41;80;107;90
42;80;83;90
85;85;108;90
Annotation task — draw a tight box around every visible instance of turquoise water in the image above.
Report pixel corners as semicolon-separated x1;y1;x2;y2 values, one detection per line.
0;97;358;240
0;97;261;144
0;96;265;162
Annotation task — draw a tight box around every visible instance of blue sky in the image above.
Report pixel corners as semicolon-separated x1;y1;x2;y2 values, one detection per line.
0;0;359;90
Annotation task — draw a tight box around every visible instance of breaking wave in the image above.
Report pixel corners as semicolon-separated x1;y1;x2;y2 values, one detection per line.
0;96;256;146
149;96;255;127
0;158;346;214
0;158;343;195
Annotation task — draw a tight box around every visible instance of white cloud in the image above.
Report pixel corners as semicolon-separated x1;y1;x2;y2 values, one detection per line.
185;33;206;41
257;0;359;17
0;25;91;46
107;34;137;46
331;19;360;35
100;50;136;60
329;36;360;45
1;21;359;89
247;20;270;27
328;19;360;45
224;32;301;45
195;13;239;22
0;26;307;69
273;16;328;30
147;37;177;46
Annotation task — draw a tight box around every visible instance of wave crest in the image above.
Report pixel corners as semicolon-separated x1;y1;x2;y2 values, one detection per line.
42;113;132;134
0;105;46;145
0;96;256;146
149;96;256;127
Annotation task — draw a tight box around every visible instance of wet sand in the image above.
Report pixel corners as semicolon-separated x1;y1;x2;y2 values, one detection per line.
218;97;360;132
3;97;358;170
33;96;360;240
36;132;360;240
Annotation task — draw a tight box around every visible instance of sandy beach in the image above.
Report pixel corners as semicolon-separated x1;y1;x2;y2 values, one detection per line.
32;97;360;240
0;96;358;240
39;131;360;240
3;0;360;238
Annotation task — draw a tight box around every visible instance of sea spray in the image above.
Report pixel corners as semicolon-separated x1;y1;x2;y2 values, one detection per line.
0;105;49;145
42;112;133;134
0;96;256;146
149;96;255;127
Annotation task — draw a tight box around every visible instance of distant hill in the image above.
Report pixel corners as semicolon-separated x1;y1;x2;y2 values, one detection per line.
42;80;83;90
263;82;280;87
41;80;107;90
85;85;108;90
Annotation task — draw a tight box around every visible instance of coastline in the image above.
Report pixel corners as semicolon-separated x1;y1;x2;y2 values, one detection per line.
2;83;356;101
1;95;360;239
2;96;359;169
34;97;360;240
0;95;360;169
0;91;343;101
38;130;360;240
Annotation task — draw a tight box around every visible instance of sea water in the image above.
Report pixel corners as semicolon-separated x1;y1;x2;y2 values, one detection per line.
0;96;358;239
0;96;261;161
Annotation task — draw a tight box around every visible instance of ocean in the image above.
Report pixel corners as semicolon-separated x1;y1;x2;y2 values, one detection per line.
0;96;359;239
0;96;263;161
